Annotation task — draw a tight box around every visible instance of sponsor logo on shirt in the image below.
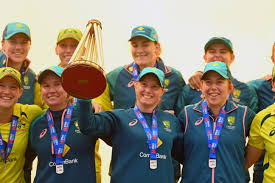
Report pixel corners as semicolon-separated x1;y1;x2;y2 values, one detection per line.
139;152;167;159
49;158;78;167
195;117;203;126
129;119;138;126
23;85;30;89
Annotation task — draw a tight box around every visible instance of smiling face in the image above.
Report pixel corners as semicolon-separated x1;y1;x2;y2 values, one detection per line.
55;38;79;67
201;71;233;109
203;43;235;66
134;73;165;112
2;33;31;69
130;36;160;71
0;76;23;109
40;72;68;111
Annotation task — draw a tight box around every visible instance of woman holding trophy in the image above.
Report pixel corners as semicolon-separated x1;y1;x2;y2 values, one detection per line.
29;66;101;183
76;67;182;183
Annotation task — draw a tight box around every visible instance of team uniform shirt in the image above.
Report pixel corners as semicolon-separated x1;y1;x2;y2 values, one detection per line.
183;77;258;112
248;78;274;174
248;103;275;183
177;100;255;183
29;105;99;183
0;51;42;106
107;58;186;115
248;78;274;113
0;104;42;183
77;99;181;183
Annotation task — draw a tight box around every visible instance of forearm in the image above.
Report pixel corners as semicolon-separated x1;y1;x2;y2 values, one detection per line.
76;99;114;137
245;144;264;169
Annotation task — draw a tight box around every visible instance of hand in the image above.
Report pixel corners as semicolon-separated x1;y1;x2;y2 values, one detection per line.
92;101;103;113
164;110;175;114
188;71;203;91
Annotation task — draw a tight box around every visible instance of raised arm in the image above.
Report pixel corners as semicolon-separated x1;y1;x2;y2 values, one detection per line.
76;99;117;137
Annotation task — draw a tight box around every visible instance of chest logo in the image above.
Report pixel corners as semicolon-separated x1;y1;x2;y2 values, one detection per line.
233;89;241;98
40;128;47;139
163;121;171;132
163;121;170;129
17;120;26;131
164;79;169;88
129;119;138;126
227;116;235;126
129;66;133;72
195;117;203;126
74;121;81;133
226;116;236;130
269;127;275;136
23;76;29;85
127;79;135;87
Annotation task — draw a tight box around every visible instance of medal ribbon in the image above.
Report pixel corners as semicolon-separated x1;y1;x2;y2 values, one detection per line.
46;103;73;166
132;62;157;83
132;62;139;83
0;116;18;163
134;105;158;160
202;100;226;160
73;98;78;105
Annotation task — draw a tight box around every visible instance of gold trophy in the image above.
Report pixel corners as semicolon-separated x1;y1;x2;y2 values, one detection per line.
61;19;106;99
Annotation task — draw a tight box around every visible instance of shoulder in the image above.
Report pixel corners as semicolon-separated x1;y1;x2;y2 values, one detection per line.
169;66;181;76
158;109;178;118
107;65;126;78
14;104;43;121
30;110;47;131
247;78;265;89
233;78;257;94
234;103;255;117
256;103;275;120
178;103;198;117
25;67;36;75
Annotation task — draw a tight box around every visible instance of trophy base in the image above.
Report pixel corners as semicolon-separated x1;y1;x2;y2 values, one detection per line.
61;61;106;99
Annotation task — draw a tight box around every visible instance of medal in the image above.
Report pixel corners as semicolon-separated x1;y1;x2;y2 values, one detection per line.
134;105;158;170
47;103;73;174
56;164;64;174
209;159;216;168
150;159;157;169
202;100;226;170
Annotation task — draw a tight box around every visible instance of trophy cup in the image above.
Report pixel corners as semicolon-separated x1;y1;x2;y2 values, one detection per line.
61;19;106;99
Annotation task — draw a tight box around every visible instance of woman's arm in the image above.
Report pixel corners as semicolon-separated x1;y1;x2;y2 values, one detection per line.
245;144;264;170
76;99;116;137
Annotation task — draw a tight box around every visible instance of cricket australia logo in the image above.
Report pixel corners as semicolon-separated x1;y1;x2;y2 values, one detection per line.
163;121;171;132
226;116;236;130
